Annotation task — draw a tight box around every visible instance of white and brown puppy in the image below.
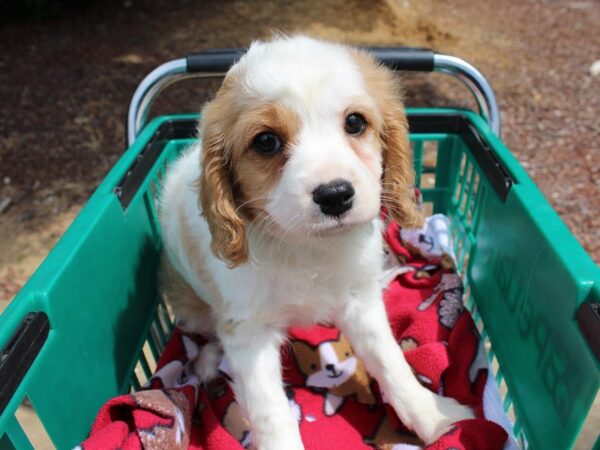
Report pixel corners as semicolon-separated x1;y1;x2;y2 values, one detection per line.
159;35;473;449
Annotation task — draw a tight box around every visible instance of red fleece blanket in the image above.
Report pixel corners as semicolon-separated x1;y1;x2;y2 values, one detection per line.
78;218;510;450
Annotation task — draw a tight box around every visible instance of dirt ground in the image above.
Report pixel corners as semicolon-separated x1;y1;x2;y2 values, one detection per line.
0;0;598;447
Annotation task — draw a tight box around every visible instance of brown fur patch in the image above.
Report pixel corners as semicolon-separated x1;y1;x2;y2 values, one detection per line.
350;49;424;228
198;70;301;265
199;75;249;267
231;103;300;218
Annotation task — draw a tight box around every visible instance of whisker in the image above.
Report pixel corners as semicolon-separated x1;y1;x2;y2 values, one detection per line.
234;196;276;215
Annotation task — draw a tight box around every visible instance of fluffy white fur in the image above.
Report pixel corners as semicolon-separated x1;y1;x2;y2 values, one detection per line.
159;36;473;450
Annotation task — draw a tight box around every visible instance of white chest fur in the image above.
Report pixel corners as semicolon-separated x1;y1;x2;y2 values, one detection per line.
215;219;384;327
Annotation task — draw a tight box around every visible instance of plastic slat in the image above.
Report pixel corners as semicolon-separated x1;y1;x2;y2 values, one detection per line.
486;345;495;364
471;182;485;233
146;331;162;362
155;303;169;336
150;322;166;353
456;160;471;208
131;374;141;391
413;140;424;188
457;241;470;275
455;240;465;274
139;352;153;380
450;216;462;247
152;313;168;347
514;416;523;441
463;167;478;226
466;174;480;225
158;297;174;334
495;365;504;385
466;294;475;313
459;165;473;215
503;391;513;412
452;154;466;203
479;325;488;342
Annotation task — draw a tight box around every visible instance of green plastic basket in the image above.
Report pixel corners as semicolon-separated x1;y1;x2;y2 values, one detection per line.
1;48;599;450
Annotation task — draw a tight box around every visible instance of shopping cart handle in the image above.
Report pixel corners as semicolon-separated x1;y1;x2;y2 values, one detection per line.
128;47;500;145
186;47;435;73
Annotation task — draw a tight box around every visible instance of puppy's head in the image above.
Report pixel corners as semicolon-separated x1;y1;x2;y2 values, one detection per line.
200;36;422;267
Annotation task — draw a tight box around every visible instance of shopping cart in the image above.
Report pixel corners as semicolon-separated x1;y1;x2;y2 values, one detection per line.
0;47;598;450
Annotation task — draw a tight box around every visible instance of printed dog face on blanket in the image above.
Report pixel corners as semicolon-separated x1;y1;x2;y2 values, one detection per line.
292;335;375;411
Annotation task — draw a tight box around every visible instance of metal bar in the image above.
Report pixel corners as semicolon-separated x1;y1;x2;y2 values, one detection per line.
433;54;501;136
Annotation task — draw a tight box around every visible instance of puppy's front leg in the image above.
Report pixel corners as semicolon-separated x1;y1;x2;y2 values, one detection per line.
338;284;474;444
219;321;304;450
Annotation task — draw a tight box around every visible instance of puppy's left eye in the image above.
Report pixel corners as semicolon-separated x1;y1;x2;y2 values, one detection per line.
344;113;367;135
252;132;283;156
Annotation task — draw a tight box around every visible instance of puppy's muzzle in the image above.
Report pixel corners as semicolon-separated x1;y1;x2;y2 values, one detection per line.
312;179;355;217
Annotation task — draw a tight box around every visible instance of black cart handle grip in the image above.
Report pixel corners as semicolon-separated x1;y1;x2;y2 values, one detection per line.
361;47;435;71
186;47;435;73
186;49;246;73
128;47;500;145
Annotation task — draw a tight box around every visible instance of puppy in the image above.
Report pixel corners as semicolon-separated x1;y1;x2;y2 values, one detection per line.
159;35;473;449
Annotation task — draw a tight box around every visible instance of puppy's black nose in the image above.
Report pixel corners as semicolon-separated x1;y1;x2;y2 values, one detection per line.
312;179;355;217
325;364;335;371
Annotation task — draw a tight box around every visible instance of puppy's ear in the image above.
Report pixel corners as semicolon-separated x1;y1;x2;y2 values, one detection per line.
352;50;423;228
380;93;423;228
199;97;248;268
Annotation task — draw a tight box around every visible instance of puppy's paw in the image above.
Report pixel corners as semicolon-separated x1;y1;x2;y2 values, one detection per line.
412;394;474;444
194;341;223;384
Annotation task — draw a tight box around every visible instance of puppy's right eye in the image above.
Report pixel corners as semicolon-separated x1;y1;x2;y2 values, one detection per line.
344;113;367;135
252;132;283;156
